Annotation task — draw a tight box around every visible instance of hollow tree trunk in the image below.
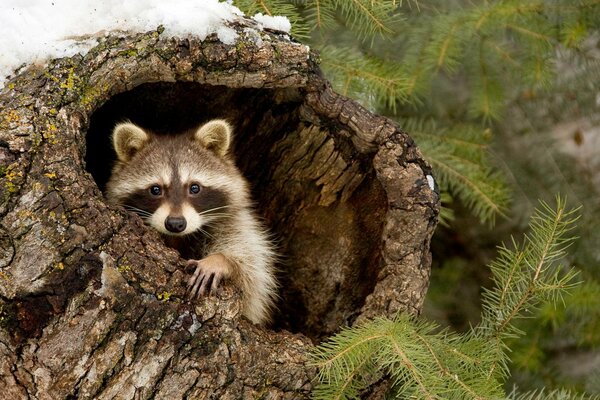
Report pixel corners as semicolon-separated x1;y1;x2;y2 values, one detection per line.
0;20;438;399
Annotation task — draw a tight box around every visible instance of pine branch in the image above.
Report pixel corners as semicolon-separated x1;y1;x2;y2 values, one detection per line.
438;191;455;227
397;0;421;11
478;197;580;377
311;198;582;399
508;279;600;375
468;39;505;120
403;41;432;99
487;199;579;335
434;20;462;72
320;46;412;111
311;320;390;399
407;119;510;224
515;49;600;127
300;0;401;42
409;331;497;400
333;0;399;41
427;154;507;222
312;316;504;399
305;0;336;32
389;0;599;116
238;0;600;119
385;331;437;399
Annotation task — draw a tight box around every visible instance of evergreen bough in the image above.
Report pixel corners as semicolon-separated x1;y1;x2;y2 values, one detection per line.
310;198;581;399
233;0;600;225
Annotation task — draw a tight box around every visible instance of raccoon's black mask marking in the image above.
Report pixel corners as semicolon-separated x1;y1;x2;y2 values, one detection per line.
121;185;229;223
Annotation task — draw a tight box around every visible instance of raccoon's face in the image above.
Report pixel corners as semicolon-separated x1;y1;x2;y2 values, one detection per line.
106;120;244;237
121;167;231;236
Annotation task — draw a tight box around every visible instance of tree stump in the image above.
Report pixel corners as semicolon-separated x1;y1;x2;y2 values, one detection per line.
0;20;438;399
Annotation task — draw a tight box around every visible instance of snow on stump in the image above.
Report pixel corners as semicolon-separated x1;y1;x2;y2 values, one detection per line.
0;22;438;399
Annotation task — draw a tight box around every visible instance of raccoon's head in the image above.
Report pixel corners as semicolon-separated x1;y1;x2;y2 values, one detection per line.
105;119;246;236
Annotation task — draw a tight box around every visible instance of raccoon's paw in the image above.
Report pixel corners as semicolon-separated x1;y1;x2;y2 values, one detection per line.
186;253;233;299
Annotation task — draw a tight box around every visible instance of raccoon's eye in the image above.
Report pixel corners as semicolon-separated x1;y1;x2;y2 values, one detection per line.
189;183;201;195
149;185;162;196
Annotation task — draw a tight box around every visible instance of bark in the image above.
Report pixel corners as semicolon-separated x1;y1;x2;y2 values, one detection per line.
0;20;438;399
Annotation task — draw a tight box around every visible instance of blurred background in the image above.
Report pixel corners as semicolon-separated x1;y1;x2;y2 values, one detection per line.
234;0;600;395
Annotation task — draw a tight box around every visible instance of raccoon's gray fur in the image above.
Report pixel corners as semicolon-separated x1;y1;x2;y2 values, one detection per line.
105;120;277;324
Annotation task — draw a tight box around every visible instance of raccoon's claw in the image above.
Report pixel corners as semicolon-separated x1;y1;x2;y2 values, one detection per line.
186;254;232;299
187;261;222;298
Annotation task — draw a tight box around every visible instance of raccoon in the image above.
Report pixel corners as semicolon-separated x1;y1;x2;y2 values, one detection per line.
105;119;277;325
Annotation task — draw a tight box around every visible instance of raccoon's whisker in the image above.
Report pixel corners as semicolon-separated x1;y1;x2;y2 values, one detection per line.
202;213;234;219
131;211;153;218
196;228;215;240
200;223;231;235
128;209;151;216
197;205;231;216
200;223;217;231
131;212;148;219
201;218;230;226
202;211;235;217
188;227;213;240
129;207;150;213
122;205;153;217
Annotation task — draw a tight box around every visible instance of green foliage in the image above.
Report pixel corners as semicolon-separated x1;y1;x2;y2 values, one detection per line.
507;278;600;391
311;198;580;399
305;0;400;42
478;198;580;341
288;0;600;119
406;119;509;224
319;46;411;112
312;315;504;399
234;0;600;226
234;0;399;40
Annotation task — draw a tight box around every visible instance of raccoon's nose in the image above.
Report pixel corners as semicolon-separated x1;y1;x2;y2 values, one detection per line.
165;216;187;233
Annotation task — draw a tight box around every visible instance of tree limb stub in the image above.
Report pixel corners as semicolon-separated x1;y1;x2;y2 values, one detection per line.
0;20;438;399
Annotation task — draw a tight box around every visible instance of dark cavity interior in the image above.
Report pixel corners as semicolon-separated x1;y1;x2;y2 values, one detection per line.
86;82;386;341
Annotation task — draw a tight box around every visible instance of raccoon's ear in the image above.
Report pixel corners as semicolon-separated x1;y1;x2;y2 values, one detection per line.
112;123;149;162
194;119;232;157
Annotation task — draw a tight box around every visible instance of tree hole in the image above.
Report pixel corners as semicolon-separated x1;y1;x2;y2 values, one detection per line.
85;82;386;341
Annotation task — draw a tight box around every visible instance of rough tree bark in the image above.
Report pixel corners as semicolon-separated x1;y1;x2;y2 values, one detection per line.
0;19;438;399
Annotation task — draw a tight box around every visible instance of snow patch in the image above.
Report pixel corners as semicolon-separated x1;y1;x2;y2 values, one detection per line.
0;0;290;88
216;25;239;45
252;13;292;33
426;174;435;191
